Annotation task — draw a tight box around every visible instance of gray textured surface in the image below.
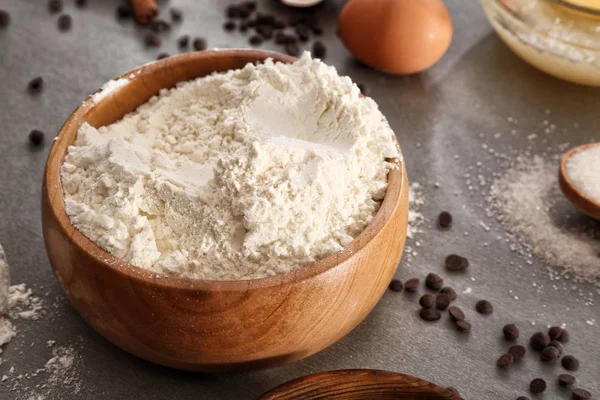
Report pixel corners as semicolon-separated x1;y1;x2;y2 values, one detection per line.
0;0;599;399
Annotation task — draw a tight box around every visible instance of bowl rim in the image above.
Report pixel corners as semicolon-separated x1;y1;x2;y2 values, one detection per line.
44;49;406;292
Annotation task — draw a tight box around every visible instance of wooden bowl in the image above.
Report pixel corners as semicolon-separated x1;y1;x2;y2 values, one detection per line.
559;143;600;220
259;369;461;399
41;49;409;372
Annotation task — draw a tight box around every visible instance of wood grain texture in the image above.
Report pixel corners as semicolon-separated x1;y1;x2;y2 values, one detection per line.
41;49;409;372
559;143;600;220
258;369;462;400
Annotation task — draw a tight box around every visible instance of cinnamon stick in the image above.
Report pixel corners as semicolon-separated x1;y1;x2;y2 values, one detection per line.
130;0;158;25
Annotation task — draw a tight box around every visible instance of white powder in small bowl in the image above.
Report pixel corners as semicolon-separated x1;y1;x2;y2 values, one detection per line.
61;53;400;281
566;144;600;204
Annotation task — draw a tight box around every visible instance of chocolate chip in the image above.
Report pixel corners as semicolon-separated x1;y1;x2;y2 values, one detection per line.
549;326;569;343
420;307;441;321
226;5;240;18
48;0;63;14
0;10;10;29
438;211;453;228
249;35;263;46
497;353;513;367
572;389;591;400
419;294;436;308
224;21;236;31
516;397;530;400
562;355;580;371
239;20;249;32
456;320;471;333
169;8;182;22
75;0;87;8
508;345;527;361
529;378;547;394
440;286;457;301
238;7;251;19
475;299;493;314
404;278;420;292
312;41;326;59
388;279;403;292
357;83;368;95
144;33;161;47
436;293;451;310
530;332;551;351
549;340;563;355
177;35;190;48
156;53;169;60
192;37;207;51
503;323;519;340
257;25;273;39
28;77;44;93
150;19;171;33
284;43;300;57
275;32;287;44
541;346;561;362
57;14;72;31
295;24;310;41
29;130;45;146
448;306;465;322
445;254;469;271
116;5;132;19
446;387;460;396
256;13;275;26
242;1;256;12
558;374;576;387
425;273;444;290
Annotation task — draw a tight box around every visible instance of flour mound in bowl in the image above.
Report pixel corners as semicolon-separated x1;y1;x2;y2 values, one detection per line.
60;53;399;280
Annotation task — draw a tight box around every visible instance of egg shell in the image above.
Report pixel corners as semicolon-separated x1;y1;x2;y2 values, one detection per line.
339;0;453;74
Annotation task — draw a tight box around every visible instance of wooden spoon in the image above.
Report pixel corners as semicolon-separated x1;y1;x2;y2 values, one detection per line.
258;369;461;400
558;143;600;220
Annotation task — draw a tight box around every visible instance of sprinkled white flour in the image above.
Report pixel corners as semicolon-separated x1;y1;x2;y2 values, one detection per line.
91;78;130;104
61;53;399;280
566;145;600;204
489;155;600;284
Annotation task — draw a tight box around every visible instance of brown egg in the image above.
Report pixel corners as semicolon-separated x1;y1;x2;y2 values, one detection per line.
338;0;453;75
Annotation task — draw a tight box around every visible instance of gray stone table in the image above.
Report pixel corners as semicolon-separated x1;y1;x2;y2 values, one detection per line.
0;0;598;398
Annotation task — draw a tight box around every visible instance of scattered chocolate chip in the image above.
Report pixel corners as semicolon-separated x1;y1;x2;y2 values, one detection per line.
357;83;368;95
257;25;273;39
448;306;465;322
57;14;72;31
150;19;171;33
295;24;310;41
226;5;240;18
48;0;63;14
193;37;207;51
475;299;493;314
541;345;561;362
312;41;326;59
144;32;161;47
29;130;45;146
503;323;519;340
256;13;275;25
530;378;547;394
440;286;457;301
0;9;10;29
562;355;580;371
275;32;287;44
177;35;190;48
436;293;451;310
28;77;44;93
530;332;551;351
558;374;576;387
445;254;469;271
516;397;530;400
420;307;441;321
404;278;420;292
549;340;563;355
419;294;436;308
249;35;263;46
456;320;471;333
223;21;236;31
75;0;87;8
242;1;256;12
156;53;169;60
116;5;132;19
572;389;591;400
388;279;403;292
239;20;249;32
438;211;453;228
497;353;513;367
549;326;569;343
170;8;182;22
274;20;285;29
446;387;460;396
425;273;444;290
238;7;251;19
284;43;300;57
508;345;527;361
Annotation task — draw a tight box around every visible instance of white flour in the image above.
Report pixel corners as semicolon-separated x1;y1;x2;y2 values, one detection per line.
61;53;399;280
566;145;600;204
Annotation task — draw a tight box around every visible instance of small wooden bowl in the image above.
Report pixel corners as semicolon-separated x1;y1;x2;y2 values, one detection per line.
559;143;600;220
41;49;409;372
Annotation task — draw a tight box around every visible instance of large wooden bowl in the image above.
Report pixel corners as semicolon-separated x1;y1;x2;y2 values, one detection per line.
41;49;409;372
